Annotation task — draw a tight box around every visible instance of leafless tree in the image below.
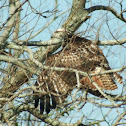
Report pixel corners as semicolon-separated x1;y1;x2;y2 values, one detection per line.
0;0;126;126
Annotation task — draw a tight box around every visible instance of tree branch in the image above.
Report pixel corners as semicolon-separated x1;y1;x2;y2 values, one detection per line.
113;111;126;126
0;0;28;44
9;37;126;46
2;104;86;126
1;36;125;49
62;0;89;33
86;5;126;22
97;38;126;45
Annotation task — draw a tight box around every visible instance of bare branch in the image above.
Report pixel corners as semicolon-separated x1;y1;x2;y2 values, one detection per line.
1;36;125;48
86;5;126;22
0;55;41;75
0;0;28;44
13;0;21;42
2;104;87;126
62;0;89;33
113;112;126;126
98;38;126;45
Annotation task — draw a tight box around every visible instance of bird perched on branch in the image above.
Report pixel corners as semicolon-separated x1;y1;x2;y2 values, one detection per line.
34;29;122;114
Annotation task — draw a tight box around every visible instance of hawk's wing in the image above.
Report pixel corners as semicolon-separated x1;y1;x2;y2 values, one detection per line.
34;37;122;114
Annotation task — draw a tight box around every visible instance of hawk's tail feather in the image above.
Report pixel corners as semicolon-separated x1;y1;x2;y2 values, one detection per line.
38;95;57;114
34;93;39;108
34;81;40;108
45;95;51;114
40;96;44;114
51;95;57;109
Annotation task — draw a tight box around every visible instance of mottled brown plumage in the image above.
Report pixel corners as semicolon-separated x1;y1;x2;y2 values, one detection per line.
34;36;122;114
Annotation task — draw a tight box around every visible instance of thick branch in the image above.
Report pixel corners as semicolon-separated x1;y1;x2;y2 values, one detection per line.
86;5;126;22
62;0;89;33
1;36;125;49
0;0;27;44
0;55;41;75
98;38;126;45
0;0;15;44
11;37;126;46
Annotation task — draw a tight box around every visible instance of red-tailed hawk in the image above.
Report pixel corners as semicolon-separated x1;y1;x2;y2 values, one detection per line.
34;34;122;114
